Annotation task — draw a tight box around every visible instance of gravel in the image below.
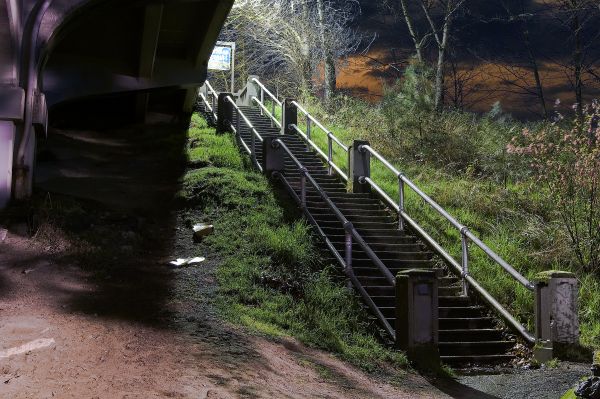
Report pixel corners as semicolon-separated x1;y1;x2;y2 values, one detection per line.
457;362;590;398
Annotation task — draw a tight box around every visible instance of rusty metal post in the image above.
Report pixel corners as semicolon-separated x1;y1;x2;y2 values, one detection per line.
300;167;307;208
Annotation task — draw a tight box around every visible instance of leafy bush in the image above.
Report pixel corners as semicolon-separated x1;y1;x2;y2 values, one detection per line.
508;101;600;273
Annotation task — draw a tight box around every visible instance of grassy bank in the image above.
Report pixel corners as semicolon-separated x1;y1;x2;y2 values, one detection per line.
180;114;407;372
287;92;600;350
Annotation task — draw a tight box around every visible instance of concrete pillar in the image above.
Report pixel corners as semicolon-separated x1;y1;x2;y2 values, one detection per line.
281;99;297;135
534;270;579;361
237;75;260;107
216;93;233;134
348;140;370;194
396;269;440;369
262;137;285;176
0;121;16;208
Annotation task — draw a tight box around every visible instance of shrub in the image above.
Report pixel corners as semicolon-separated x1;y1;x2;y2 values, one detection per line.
508;101;600;273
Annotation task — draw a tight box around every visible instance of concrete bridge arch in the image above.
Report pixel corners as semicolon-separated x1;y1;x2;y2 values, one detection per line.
0;0;233;207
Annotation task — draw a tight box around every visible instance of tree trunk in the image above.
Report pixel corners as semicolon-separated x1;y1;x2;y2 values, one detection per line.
572;8;583;122
316;0;335;100
521;18;548;119
398;0;423;62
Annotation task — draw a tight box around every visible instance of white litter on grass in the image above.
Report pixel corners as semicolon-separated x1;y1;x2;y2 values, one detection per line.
0;227;7;242
0;338;55;358
169;257;206;267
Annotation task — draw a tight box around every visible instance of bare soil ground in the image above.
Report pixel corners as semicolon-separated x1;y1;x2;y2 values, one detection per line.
0;115;451;398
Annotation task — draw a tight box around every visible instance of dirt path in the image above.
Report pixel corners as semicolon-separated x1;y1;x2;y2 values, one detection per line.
0;115;451;398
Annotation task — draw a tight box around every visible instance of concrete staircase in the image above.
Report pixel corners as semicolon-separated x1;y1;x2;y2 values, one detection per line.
198;101;517;366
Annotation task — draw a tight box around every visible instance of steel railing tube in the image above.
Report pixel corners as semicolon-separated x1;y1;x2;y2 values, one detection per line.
306;117;311;151
271;98;276;127
236;108;241;137
398;175;405;231
461;228;470;296
260;88;265;116
300;167;307;208
251;78;282;107
251;127;256;164
344;222;353;271
328;136;333;175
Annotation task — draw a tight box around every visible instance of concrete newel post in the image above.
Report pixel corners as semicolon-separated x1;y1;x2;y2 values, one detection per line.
282;99;297;135
238;75;261;107
348;140;370;194
396;269;440;370
534;270;580;361
262;137;285;177
216;93;233;134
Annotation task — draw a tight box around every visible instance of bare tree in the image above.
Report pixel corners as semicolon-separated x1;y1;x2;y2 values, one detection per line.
395;0;467;111
220;0;363;99
542;0;600;119
495;0;549;118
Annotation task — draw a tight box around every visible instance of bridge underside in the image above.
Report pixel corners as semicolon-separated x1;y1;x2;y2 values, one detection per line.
0;0;233;207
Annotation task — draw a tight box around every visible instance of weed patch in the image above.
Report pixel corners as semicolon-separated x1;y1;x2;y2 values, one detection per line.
182;115;407;371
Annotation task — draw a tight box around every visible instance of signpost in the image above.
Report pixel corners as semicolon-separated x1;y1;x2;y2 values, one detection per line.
208;41;236;93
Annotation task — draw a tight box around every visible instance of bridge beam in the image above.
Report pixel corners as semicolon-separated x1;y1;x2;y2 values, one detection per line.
135;4;163;122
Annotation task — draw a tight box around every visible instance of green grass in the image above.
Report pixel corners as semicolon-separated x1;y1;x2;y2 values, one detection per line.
288;96;600;349
181;114;408;372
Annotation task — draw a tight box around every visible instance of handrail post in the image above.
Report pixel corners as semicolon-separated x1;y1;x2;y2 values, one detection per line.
398;176;405;231
282;99;297;135
260;88;264;116
533;271;580;362
327;135;333;175
216;93;233;134
306;116;311;151
349;140;371;193
236;105;241;135
461;228;469;296
251;128;256;165
344;222;353;272
300;167;307;208
271;97;276;128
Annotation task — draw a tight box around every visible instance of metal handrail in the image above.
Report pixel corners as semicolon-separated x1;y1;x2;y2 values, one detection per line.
289;124;349;182
225;95;264;172
290;101;348;151
360;145;533;290
358;145;536;344
205;81;218;98
251;96;282;129
198;92;217;121
251;78;282;107
287;101;349;179
273;138;396;338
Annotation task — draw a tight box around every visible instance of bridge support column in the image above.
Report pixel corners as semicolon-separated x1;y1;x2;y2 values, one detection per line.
0;121;16;208
396;269;440;370
348;140;370;194
282;99;297;135
534;271;580;362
